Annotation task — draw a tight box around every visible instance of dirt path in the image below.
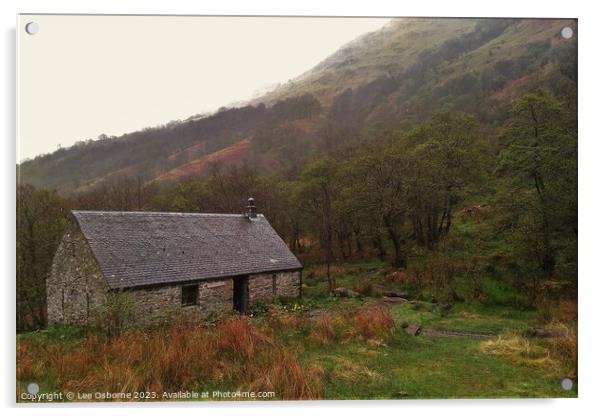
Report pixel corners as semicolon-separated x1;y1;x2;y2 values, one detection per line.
418;328;496;339
404;325;566;339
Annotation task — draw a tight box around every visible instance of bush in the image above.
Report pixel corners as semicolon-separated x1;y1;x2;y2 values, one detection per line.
248;301;270;317
93;292;138;336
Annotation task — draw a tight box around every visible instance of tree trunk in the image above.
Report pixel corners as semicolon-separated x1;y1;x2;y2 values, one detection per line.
386;225;406;268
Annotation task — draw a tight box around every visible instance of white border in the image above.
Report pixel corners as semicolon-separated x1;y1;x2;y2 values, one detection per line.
3;1;602;415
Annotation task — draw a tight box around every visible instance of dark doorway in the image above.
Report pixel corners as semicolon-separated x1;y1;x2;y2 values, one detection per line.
233;276;249;313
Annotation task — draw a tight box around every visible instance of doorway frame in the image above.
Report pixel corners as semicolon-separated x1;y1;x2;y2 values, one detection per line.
233;276;249;313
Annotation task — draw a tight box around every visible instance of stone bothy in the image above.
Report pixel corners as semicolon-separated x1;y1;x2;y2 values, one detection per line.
47;201;302;325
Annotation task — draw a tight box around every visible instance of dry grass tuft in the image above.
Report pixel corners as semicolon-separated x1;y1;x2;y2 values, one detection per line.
309;316;339;346
458;311;483;320
265;308;303;333
546;323;578;379
16;341;45;381
557;301;578;322
17;318;322;400
480;334;558;372
349;306;395;343
330;356;381;382
308;306;395;346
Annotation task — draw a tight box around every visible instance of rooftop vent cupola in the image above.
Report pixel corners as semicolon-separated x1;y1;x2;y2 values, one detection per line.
246;197;258;220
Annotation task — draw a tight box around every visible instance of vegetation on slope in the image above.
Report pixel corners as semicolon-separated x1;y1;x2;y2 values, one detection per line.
17;18;576;193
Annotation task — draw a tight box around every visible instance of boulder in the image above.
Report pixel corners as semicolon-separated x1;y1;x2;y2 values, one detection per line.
404;324;422;336
386;291;409;298
525;327;564;338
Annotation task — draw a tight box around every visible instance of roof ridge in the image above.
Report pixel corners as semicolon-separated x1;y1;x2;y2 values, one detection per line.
72;210;264;218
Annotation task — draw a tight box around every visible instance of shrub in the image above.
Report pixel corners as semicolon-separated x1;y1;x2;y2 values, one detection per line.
93;291;138;336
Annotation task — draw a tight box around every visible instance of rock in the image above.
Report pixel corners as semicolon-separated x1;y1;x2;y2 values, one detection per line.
525;327;563;338
333;287;360;298
404;324;422;336
386;291;409;298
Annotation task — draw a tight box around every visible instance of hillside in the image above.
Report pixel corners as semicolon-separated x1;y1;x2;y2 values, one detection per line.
17;18;576;193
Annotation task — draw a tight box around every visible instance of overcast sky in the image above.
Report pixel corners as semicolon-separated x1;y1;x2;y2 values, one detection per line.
17;15;389;161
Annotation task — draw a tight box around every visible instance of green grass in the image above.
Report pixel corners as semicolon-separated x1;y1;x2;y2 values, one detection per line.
305;333;576;399
395;302;535;333
326;334;575;399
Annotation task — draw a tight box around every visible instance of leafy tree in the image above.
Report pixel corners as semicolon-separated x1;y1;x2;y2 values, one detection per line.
17;185;69;330
297;159;340;291
405;112;487;249
345;148;410;268
496;90;577;297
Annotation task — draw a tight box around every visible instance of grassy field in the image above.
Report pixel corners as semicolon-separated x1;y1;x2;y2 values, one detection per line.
16;262;577;402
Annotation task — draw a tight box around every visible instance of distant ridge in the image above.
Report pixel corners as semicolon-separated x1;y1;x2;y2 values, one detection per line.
18;18;576;193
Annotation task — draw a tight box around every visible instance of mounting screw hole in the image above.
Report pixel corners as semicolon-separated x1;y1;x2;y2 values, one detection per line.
27;382;39;395
561;26;573;40
25;22;39;35
560;378;573;390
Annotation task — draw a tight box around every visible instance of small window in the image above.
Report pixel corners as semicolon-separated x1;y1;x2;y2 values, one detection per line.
181;284;198;306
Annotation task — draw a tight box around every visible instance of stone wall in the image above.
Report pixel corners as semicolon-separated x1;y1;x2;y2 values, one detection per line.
248;270;301;305
134;270;300;321
47;226;108;325
128;278;234;324
276;270;302;298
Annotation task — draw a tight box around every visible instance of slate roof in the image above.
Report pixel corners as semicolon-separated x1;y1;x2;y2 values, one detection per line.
72;210;302;290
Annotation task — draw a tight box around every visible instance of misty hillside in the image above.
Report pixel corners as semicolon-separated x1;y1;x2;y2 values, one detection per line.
18;18;576;193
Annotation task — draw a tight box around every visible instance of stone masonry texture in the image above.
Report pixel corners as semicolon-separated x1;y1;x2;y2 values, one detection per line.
47;225;108;325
